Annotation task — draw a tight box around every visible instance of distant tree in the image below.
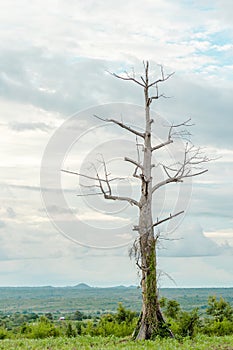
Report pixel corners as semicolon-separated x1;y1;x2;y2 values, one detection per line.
73;310;84;321
63;61;209;340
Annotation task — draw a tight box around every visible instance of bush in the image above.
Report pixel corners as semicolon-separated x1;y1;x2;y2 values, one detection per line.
165;300;181;320
207;296;233;322
202;318;233;336
65;322;77;337
160;297;181;320
75;321;83;335
81;304;138;337
115;303;137;323
0;328;9;340
96;318;137;337
20;316;60;339
176;308;200;338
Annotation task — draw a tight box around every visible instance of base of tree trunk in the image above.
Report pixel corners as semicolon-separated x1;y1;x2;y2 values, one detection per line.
133;307;174;340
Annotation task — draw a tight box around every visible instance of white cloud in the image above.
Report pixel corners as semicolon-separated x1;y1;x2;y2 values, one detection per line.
158;222;228;258
204;228;233;246
159;255;233;287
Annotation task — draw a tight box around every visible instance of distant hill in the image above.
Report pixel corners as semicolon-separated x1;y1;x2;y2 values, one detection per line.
110;285;137;289
74;283;91;289
74;284;136;290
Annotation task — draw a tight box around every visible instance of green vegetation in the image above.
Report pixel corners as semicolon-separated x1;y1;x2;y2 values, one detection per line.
0;287;233;348
0;286;233;314
0;335;233;350
0;296;233;340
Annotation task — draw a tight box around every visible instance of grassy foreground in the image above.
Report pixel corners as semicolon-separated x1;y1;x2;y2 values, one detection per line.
0;335;233;350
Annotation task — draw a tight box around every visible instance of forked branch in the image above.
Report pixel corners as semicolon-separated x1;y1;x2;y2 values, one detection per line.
152;143;209;193
62;158;140;207
108;61;174;107
108;71;145;88
152;118;193;152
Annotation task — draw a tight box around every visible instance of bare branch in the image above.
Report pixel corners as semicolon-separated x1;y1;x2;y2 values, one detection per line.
104;193;140;207
130;136;144;179
157;269;177;286
183;169;208;178
152;118;193;152
158;236;182;242
124;156;143;170
76;192;105;197
93;114;145;139
133;171;141;180
162;165;173;179
108;63;174;92
152;139;173;152
152;177;182;193
99;156;140;207
152;211;184;228
140;75;146;85
148;71;175;88
61;169;106;182
170;117;194;128
152;140;210;193
62;158;140;207
155;229;182;242
107;71;145;87
61;169;125;183
80;181;101;188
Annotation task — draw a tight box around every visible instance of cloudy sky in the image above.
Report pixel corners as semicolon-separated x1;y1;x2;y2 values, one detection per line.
0;0;233;287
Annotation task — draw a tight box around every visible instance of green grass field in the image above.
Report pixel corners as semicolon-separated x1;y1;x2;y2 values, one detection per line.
0;335;233;350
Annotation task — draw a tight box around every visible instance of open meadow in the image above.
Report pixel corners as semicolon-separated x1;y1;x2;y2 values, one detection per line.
0;335;233;350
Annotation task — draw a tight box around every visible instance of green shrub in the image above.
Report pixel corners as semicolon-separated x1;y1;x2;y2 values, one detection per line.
207;296;233;322
65;322;76;337
81;304;138;338
202;318;233;336
176;308;200;338
159;297;181;320
165;300;181;320
0;328;9;340
115;303;137;323
20;316;60;339
81;320;96;336
75;321;83;335
96;318;137;337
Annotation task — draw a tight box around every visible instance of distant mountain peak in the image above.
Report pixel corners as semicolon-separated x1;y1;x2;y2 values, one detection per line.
74;283;91;289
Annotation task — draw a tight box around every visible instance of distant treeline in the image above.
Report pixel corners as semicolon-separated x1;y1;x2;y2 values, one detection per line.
0;286;232;314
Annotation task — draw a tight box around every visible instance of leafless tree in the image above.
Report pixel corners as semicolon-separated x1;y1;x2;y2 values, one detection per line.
62;61;209;340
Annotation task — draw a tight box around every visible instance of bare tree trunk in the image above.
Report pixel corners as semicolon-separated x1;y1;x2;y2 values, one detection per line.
135;233;173;339
134;67;166;340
